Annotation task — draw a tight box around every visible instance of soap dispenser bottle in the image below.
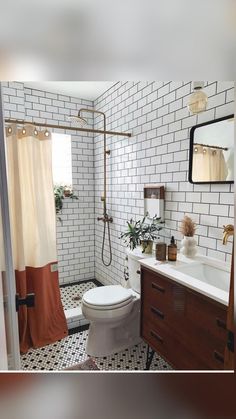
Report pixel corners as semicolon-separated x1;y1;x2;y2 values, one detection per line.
168;236;177;261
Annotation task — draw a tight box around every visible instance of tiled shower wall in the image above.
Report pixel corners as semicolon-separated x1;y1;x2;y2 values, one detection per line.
94;81;234;286
2;82;95;284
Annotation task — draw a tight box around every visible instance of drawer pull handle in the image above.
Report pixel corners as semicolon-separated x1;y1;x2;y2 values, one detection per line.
151;306;164;319
216;318;226;329
152;282;165;293
213;350;224;364
150;330;163;343
137;270;141;275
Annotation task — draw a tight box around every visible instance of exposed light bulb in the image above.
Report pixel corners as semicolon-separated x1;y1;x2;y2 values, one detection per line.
22;127;26;135
34;128;38;136
44;130;49;137
8;126;12;134
187;81;208;114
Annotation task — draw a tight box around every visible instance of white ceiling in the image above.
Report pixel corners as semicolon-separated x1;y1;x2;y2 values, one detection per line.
24;82;116;101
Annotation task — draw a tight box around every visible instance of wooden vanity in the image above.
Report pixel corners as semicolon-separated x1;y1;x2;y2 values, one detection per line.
141;266;228;370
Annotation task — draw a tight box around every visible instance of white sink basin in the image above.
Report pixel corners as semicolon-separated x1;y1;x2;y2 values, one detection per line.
139;254;231;305
172;262;230;292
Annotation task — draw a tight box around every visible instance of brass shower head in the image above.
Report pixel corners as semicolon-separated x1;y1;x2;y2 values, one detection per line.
67;108;106;128
67;114;88;127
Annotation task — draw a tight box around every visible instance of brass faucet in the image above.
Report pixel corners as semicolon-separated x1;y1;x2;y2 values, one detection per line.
222;225;234;245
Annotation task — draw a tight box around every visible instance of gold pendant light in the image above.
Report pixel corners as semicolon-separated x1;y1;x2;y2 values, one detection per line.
188;81;208;114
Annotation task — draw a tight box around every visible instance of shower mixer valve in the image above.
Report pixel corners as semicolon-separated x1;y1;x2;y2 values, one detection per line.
97;214;113;223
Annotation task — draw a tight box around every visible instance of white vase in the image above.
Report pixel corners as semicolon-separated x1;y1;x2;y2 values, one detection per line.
180;236;197;258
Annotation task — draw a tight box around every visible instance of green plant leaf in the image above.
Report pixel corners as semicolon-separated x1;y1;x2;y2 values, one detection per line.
54;185;78;220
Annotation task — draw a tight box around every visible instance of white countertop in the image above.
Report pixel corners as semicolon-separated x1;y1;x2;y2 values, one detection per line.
139;254;230;306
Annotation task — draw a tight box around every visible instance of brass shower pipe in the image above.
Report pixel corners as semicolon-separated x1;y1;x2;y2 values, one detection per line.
77;108;112;221
77;108;113;267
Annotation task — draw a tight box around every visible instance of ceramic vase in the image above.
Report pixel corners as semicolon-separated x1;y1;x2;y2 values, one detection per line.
180;236;197;258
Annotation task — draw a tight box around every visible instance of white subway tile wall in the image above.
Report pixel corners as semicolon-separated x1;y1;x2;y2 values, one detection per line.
2;81;234;288
2;82;95;284
94;81;234;285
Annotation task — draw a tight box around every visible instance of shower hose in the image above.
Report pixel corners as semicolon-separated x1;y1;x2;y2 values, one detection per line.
101;218;112;267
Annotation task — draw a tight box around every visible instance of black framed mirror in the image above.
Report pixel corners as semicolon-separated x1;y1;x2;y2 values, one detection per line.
189;114;234;184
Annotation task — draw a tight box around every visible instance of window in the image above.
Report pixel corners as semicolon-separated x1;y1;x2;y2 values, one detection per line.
51;133;72;187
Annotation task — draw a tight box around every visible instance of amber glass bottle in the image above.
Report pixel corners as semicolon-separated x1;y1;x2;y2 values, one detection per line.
168;236;177;261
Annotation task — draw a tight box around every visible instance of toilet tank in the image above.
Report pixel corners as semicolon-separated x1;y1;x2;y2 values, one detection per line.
126;248;152;294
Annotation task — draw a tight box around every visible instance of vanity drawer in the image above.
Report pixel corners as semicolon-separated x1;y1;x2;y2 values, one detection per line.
142;303;225;370
142;316;225;370
143;304;166;327
141;268;173;306
142;277;186;332
142;299;183;332
142;320;207;370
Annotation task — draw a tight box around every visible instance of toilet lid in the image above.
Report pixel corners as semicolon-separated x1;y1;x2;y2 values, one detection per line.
83;285;133;307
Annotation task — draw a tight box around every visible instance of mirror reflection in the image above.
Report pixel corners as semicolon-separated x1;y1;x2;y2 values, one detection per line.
190;115;234;183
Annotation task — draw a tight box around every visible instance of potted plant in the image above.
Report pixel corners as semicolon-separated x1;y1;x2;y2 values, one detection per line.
119;218;143;251
179;215;197;257
120;213;164;254
140;214;164;253
54;185;78;221
64;185;73;197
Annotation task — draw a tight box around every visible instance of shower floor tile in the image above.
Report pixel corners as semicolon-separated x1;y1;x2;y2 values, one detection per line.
20;329;173;371
60;280;99;310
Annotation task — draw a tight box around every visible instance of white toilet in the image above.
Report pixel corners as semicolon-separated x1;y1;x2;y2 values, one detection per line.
81;248;151;357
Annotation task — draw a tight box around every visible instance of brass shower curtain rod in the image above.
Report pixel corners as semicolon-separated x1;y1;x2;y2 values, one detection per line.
4;118;132;138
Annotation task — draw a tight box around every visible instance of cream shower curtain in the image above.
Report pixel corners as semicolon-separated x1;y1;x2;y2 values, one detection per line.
192;144;228;182
6;124;67;353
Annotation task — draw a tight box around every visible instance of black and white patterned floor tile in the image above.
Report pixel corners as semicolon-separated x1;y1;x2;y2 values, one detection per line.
20;330;173;371
60;281;97;310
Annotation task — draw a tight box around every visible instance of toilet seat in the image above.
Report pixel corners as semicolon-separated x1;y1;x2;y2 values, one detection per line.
82;297;134;311
83;285;133;309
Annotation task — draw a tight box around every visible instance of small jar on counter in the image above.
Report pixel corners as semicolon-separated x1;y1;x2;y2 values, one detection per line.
155;241;166;261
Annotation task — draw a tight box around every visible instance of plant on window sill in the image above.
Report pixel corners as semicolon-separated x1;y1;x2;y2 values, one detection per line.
54;185;78;222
